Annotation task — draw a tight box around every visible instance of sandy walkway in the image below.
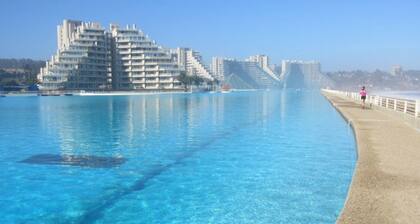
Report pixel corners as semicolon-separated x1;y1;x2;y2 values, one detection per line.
323;92;420;224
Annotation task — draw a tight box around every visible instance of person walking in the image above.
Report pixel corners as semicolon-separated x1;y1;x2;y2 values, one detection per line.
359;86;367;109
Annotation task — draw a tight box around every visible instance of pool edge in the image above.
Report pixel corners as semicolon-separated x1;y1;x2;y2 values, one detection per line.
322;91;420;224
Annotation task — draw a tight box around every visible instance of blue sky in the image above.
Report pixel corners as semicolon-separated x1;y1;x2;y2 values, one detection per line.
1;0;419;71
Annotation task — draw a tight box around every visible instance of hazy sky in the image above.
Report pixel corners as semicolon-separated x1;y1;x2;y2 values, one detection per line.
1;0;419;71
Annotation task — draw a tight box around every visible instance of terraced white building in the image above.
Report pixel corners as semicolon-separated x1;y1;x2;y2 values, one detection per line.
171;48;214;81
39;20;182;91
111;25;181;90
246;55;280;81
210;57;282;89
280;60;333;88
211;57;236;81
39;20;112;90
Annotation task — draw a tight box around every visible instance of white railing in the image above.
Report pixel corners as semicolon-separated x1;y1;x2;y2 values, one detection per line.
322;89;420;119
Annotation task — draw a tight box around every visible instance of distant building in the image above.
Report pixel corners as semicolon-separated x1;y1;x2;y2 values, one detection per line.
39;20;182;91
273;64;282;75
210;57;281;89
247;55;269;68
391;65;403;76
110;24;181;90
246;55;280;80
171;48;214;81
211;57;236;81
280;60;332;88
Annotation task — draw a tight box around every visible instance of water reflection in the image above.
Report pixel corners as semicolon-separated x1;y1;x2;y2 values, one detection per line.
38;93;264;158
41;93;279;157
0;90;357;223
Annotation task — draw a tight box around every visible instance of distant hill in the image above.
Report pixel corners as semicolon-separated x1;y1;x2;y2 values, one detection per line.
325;70;420;91
0;58;45;86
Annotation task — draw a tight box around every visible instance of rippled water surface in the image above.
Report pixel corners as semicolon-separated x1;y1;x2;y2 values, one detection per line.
0;90;356;223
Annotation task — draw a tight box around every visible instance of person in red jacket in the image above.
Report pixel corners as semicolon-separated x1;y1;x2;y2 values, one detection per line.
359;86;367;109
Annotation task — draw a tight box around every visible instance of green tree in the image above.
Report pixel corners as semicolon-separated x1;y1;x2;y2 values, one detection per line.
177;71;192;89
177;71;210;90
191;75;205;86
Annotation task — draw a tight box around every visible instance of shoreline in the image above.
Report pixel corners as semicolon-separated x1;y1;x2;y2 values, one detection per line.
1;90;185;97
0;89;263;97
323;91;420;223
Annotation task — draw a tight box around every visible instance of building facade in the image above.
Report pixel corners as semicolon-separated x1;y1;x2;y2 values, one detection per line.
247;55;269;69
39;20;112;90
39;20;182;91
211;57;237;81
111;24;181;90
246;55;280;81
210;57;281;89
280;60;333;88
172;48;214;81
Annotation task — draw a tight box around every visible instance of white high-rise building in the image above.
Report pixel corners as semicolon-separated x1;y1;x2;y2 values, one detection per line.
39;20;112;90
247;55;269;68
211;57;224;81
172;48;214;81
39;20;183;91
280;60;333;88
211;57;236;81
57;20;82;50
110;24;181;90
246;55;279;80
210;57;281;89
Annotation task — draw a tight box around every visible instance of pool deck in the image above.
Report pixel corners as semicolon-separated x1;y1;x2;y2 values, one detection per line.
323;92;420;224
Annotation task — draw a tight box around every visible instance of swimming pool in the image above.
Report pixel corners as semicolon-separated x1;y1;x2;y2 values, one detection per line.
0;90;356;223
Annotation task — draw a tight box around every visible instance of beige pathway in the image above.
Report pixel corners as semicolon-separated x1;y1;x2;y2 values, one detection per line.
323;92;420;224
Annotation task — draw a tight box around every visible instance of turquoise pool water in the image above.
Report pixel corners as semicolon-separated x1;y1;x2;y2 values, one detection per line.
0;90;356;223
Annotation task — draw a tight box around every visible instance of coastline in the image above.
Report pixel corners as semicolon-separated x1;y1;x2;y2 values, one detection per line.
323;91;420;223
1;90;188;97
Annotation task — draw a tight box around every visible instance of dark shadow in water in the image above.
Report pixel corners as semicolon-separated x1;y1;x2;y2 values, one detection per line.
76;122;255;224
74;92;280;224
77;127;240;223
20;154;126;168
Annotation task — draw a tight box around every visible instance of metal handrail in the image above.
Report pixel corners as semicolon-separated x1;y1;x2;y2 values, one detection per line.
322;89;420;119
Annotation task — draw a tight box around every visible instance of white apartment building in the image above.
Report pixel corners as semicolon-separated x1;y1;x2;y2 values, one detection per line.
280;60;333;88
247;55;269;68
57;20;82;50
246;55;280;81
39;20;182;91
211;57;237;81
211;57;224;81
39;20;112;90
210;57;281;89
172;48;214;81
280;60;322;79
111;24;181;90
